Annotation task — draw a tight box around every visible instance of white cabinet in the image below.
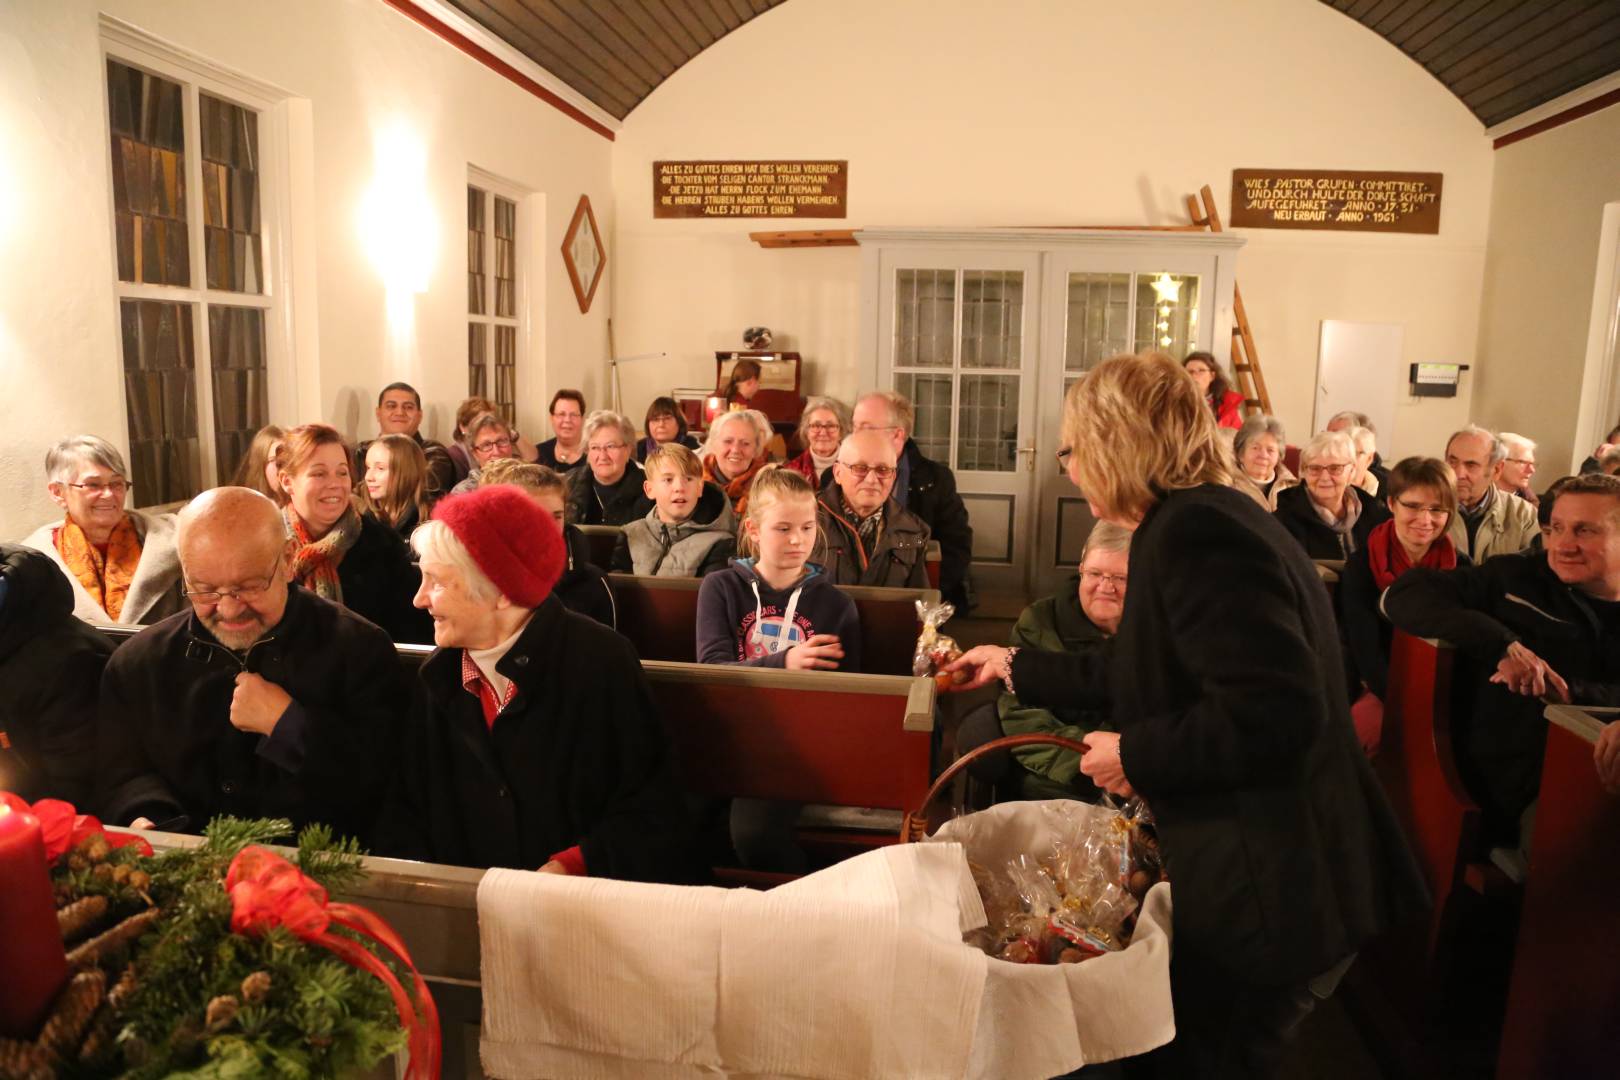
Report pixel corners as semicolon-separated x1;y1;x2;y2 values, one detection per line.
858;229;1244;606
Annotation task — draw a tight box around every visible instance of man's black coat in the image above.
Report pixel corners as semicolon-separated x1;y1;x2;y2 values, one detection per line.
95;586;412;845
899;440;974;610
1012;484;1428;987
378;596;702;883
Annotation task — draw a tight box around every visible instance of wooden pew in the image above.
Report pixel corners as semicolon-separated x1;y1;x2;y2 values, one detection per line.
605;573;940;676
1495;705;1619;1079
574;523;622;569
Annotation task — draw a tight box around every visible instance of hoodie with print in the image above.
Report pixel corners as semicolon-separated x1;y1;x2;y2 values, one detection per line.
695;558;862;672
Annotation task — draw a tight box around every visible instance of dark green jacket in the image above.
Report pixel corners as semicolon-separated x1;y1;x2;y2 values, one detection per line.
998;586;1113;789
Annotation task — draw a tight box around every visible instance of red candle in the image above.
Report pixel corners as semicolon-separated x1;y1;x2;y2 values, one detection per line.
0;804;69;1038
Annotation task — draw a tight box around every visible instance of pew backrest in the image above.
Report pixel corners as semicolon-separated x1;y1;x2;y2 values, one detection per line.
605;573;940;675
575;523;622;570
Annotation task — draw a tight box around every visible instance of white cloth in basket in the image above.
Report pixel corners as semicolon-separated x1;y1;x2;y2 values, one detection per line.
478;800;1174;1079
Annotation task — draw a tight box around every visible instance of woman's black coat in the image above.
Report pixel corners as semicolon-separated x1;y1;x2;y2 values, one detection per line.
1274;483;1389;560
337;512;434;645
1012;484;1428;986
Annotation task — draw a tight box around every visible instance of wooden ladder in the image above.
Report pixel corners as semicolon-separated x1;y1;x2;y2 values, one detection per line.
1186;184;1270;417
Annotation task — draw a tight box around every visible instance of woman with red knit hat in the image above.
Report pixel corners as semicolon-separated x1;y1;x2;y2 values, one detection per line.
376;484;701;882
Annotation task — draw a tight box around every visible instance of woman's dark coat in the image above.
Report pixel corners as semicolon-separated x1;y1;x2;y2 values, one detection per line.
1012;484;1428;986
337;512;434;644
378;596;702;882
554;524;617;629
565;461;654;526
1274;483;1389;561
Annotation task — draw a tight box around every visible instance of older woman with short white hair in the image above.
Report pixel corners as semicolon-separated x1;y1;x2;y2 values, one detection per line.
1232;413;1297;510
565;410;653;526
1347;426;1380;497
1274;429;1390;560
703;408;773;514
23;435;185;625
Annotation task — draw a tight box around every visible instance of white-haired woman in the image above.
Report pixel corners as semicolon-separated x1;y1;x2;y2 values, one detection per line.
785;396;851;490
946;352;1426;1075
1233;413;1297;510
1274;430;1391;560
703;409;773;515
23;435;185;625
565;410;653;526
1347;426;1380;497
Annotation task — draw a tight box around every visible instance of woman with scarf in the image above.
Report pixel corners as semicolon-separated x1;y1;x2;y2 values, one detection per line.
1340;457;1462;702
784;396;850;490
1274;430;1390;561
702;410;773;516
23;435;186;627
276;424;433;644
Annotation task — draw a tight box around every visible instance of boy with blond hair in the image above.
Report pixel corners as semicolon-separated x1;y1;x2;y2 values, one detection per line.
611;443;737;577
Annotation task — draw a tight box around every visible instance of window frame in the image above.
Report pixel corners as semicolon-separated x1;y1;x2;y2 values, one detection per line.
99;17;293;502
467;167;527;427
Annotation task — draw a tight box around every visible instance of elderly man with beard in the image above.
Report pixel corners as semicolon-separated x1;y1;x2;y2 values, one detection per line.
813;429;931;589
95;487;411;845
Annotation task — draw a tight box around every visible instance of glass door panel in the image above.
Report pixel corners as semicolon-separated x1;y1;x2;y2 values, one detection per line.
1065;272;1131;372
1134;272;1202;356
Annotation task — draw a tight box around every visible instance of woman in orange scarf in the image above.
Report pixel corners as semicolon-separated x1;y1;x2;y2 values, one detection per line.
702;411;772;517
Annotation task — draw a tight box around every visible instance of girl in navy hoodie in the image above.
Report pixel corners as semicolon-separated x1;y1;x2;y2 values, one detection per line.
696;467;862;672
695;467;861;872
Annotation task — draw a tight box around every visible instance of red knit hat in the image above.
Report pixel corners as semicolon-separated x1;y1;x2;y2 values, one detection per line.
430;485;564;608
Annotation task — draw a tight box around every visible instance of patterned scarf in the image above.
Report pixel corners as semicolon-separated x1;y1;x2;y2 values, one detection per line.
704;454;766;517
285;504;362;603
1365;519;1457;591
55;514;142;620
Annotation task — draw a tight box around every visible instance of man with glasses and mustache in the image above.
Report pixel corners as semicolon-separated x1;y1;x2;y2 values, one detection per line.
23;435;185;626
813;429;930;588
95;487;413;848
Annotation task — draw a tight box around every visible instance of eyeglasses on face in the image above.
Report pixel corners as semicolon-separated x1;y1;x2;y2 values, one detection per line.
854;422;899;433
1055;447;1074;471
1394;498;1448;516
805;422;841;434
1303;463;1350;478
66;480;131;497
840;463;895;481
1506;457;1536;467
473;437;513;454
184;553;282;605
1080;569;1127;588
588;442;627;455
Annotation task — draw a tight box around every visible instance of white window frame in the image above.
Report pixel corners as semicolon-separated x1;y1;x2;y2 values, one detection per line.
99;16;295;498
467;167;528;424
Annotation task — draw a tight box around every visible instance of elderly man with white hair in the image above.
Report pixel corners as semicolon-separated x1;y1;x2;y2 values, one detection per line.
565;409;653;525
22;435;185;626
1444;425;1539;562
813;429;931;588
379;485;699;881
1495;432;1539;507
95;487;411;844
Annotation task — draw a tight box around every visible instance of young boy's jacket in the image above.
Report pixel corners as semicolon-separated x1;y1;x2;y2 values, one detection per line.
611;481;737;578
813;488;931;590
695;558;862;671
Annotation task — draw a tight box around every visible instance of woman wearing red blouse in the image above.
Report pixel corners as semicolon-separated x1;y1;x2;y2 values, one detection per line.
1183;350;1244;430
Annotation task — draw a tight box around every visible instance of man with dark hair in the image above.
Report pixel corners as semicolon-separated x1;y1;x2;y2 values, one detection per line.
1385;473;1620;844
356;382;456;497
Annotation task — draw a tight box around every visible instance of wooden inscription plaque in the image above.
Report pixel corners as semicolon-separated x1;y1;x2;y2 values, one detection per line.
654;160;848;219
1229;169;1442;234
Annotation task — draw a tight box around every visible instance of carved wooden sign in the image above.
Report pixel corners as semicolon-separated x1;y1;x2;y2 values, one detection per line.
1229;169;1442;234
654;160;848;219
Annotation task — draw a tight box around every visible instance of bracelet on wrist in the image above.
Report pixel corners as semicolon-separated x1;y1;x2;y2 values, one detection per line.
1000;647;1020;694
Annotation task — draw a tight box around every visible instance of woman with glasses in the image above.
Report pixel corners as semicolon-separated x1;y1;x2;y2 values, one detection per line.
785;396;851;490
24;435;185;626
1183;350;1245;430
536;389;588;471
565;410;654;526
635;396;701;463
449;412;519;495
945;353;1426;1076
1274;430;1390;560
1339;457;1460;704
276;423;433;644
813;428;930;588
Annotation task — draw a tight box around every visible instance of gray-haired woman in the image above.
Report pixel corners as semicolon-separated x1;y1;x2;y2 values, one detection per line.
23;435;185;625
1274;430;1390;560
565;410;653;526
786;396;851;489
1233;413;1298;510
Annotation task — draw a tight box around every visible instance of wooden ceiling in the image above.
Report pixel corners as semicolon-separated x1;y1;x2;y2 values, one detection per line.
445;0;1620;128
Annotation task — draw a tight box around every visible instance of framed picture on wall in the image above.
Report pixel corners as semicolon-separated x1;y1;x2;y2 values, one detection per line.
562;194;605;313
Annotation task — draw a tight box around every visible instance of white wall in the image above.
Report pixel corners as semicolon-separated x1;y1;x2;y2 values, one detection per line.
0;0;614;540
1473;105;1620;476
610;0;1493;463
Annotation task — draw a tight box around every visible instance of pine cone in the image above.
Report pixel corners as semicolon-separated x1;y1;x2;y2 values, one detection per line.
76;835;112;863
204;995;239;1033
66;907;161;970
127;869;151;892
57;895;110;942
107;964;138;1009
90;863;114;884
0;1037;51;1080
240;971;271;1004
37;969;106;1063
76;1005;118;1068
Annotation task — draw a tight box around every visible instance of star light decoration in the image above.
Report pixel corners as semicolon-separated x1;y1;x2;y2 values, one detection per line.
1149;273;1182;348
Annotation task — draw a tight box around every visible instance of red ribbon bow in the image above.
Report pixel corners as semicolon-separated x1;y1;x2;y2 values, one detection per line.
226;846;441;1079
0;793;154;862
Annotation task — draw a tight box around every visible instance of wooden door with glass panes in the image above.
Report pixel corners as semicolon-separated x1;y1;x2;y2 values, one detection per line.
875;250;1041;604
1032;252;1218;599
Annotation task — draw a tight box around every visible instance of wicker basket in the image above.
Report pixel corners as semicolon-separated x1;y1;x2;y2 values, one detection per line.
900;733;1095;842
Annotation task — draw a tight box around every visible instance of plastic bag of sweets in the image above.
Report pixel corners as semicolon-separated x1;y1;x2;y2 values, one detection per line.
913;600;969;691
